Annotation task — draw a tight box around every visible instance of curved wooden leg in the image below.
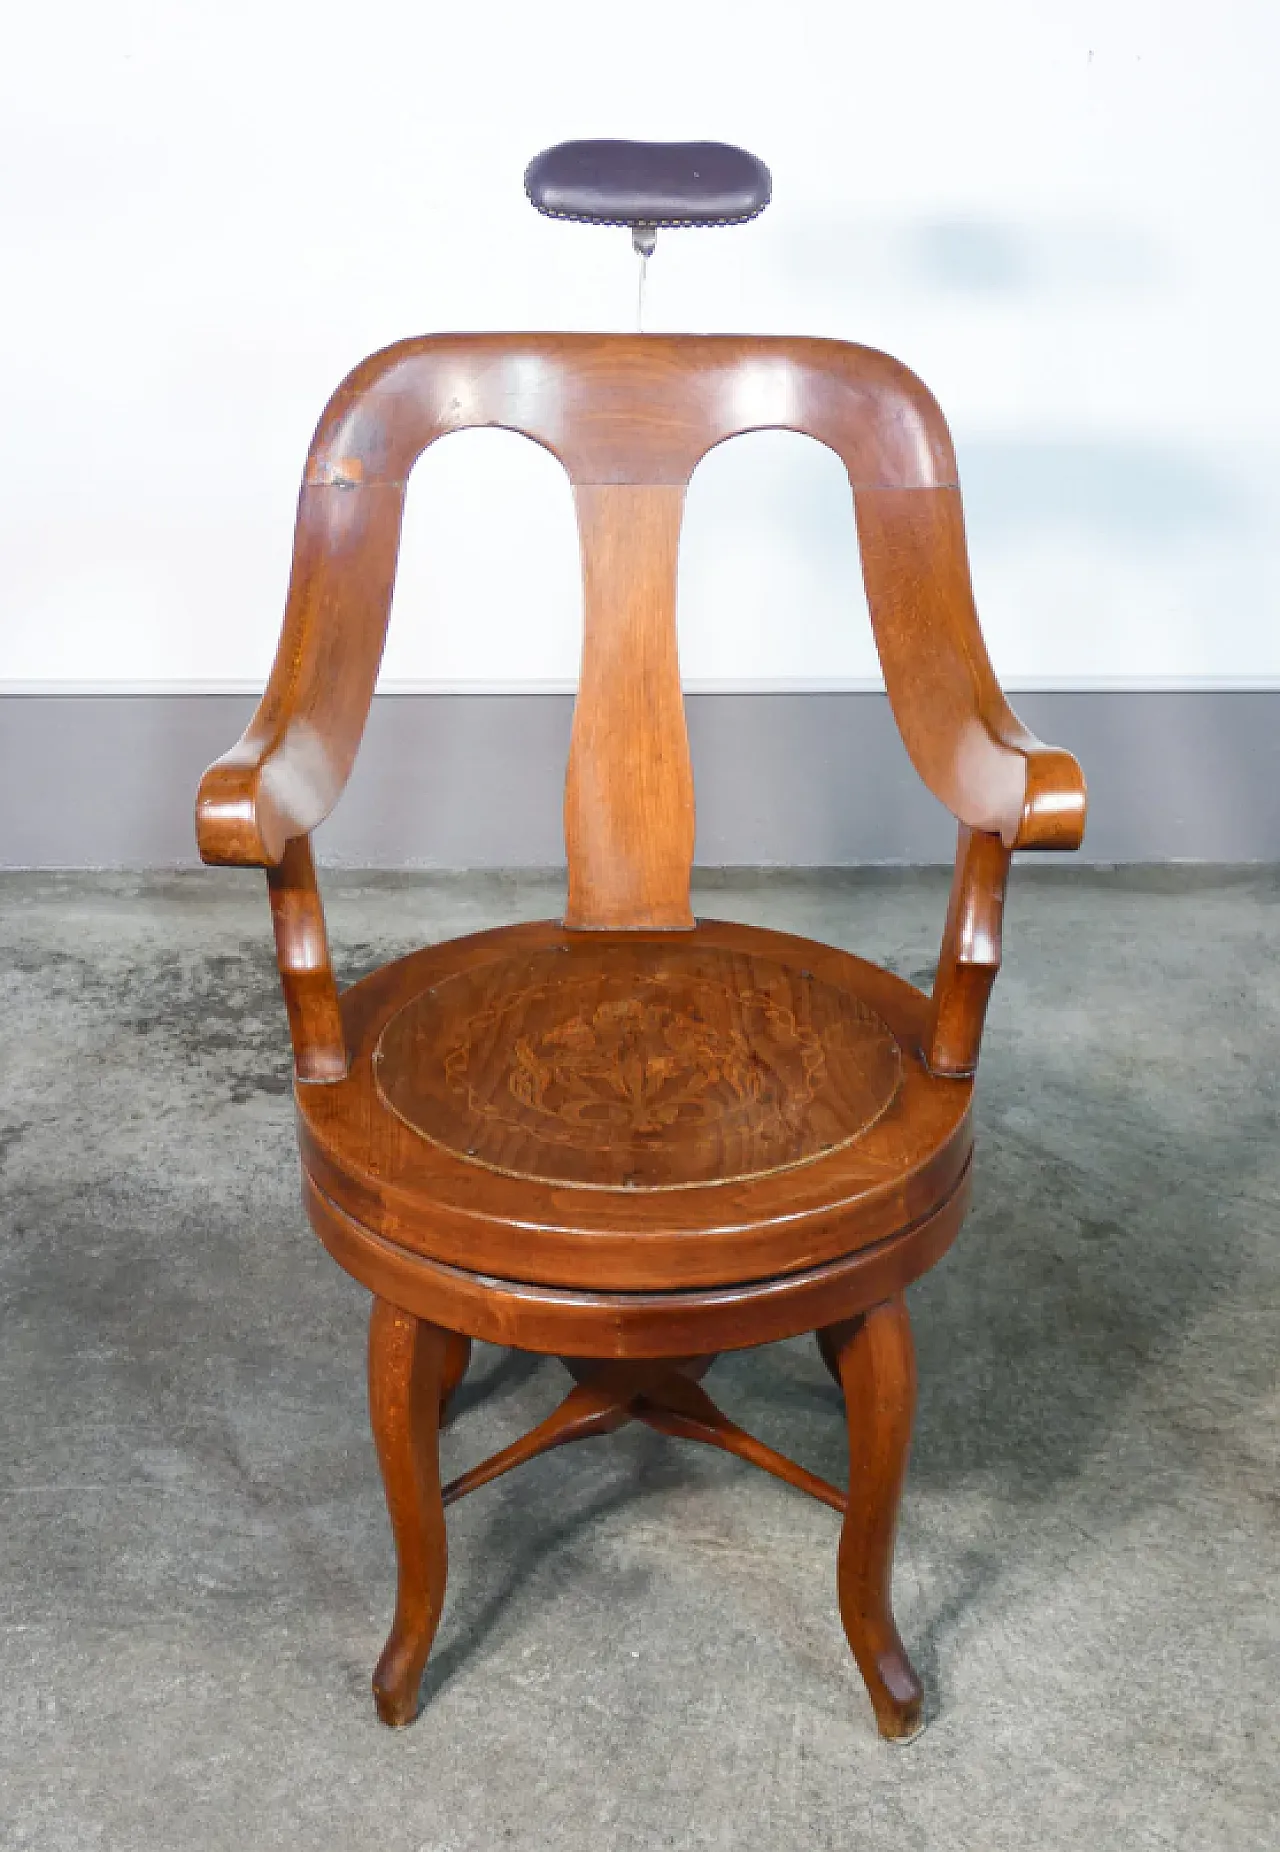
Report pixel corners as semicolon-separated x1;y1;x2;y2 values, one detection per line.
368;1297;450;1727
825;1295;924;1741
815;1327;843;1388
439;1331;472;1426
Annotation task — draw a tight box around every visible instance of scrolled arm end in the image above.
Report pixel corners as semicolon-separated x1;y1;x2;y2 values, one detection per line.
194;762;349;1081
924;736;1085;1081
196;722;343;869
1013;736;1087;853
196;748;281;868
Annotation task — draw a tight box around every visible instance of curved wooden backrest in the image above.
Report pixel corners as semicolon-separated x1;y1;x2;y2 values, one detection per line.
281;334;1003;928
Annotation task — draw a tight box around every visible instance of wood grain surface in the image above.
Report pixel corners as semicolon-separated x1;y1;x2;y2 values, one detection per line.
564;485;694;930
297;917;972;1291
374;936;902;1190
196;333;1085;878
828;1297;924;1740
367;1299;449;1726
305;1163;971;1360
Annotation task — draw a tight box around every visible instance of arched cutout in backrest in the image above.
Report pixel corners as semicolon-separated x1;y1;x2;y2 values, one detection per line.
282;335;976;925
384;427;582;687
679;428;878;689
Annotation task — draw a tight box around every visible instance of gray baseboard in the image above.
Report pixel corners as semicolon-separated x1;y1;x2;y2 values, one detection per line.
1;690;1277;867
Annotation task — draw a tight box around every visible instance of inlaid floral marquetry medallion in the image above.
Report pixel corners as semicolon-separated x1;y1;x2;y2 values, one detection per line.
374;939;904;1190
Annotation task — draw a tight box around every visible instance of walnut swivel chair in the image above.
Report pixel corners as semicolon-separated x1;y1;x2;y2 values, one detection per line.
196;141;1086;1742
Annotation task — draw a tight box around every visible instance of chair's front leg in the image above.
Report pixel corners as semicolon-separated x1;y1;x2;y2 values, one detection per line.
368;1298;451;1725
824;1296;924;1741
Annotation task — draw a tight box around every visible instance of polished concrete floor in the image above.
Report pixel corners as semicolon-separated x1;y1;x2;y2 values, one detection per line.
0;867;1275;1851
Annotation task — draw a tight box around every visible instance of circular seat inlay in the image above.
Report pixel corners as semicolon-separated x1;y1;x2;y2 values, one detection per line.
373;940;904;1192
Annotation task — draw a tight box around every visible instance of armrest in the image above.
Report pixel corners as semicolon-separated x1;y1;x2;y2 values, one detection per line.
194;472;403;1080
856;486;1086;852
854;486;1085;1077
196;477;405;867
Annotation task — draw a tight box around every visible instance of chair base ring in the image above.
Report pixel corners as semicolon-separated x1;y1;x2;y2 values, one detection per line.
303;1157;971;1359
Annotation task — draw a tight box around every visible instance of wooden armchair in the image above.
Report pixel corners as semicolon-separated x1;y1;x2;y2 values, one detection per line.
196;333;1086;1741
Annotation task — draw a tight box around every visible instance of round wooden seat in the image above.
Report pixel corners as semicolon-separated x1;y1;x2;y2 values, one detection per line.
376;936;904;1188
297;917;974;1322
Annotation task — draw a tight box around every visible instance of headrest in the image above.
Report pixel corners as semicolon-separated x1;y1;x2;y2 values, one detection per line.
524;140;771;231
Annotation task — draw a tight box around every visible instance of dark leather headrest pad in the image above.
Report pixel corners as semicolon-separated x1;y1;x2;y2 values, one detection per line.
524;140;771;229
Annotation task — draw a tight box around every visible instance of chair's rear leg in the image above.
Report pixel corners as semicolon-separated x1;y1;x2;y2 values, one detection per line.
368;1298;451;1726
439;1331;472;1427
815;1326;843;1388
824;1295;925;1741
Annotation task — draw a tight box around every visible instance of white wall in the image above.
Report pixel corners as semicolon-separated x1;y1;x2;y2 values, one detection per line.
3;0;1277;693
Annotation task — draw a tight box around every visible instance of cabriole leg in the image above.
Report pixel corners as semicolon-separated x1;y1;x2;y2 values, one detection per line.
368;1297;451;1726
824;1295;924;1741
